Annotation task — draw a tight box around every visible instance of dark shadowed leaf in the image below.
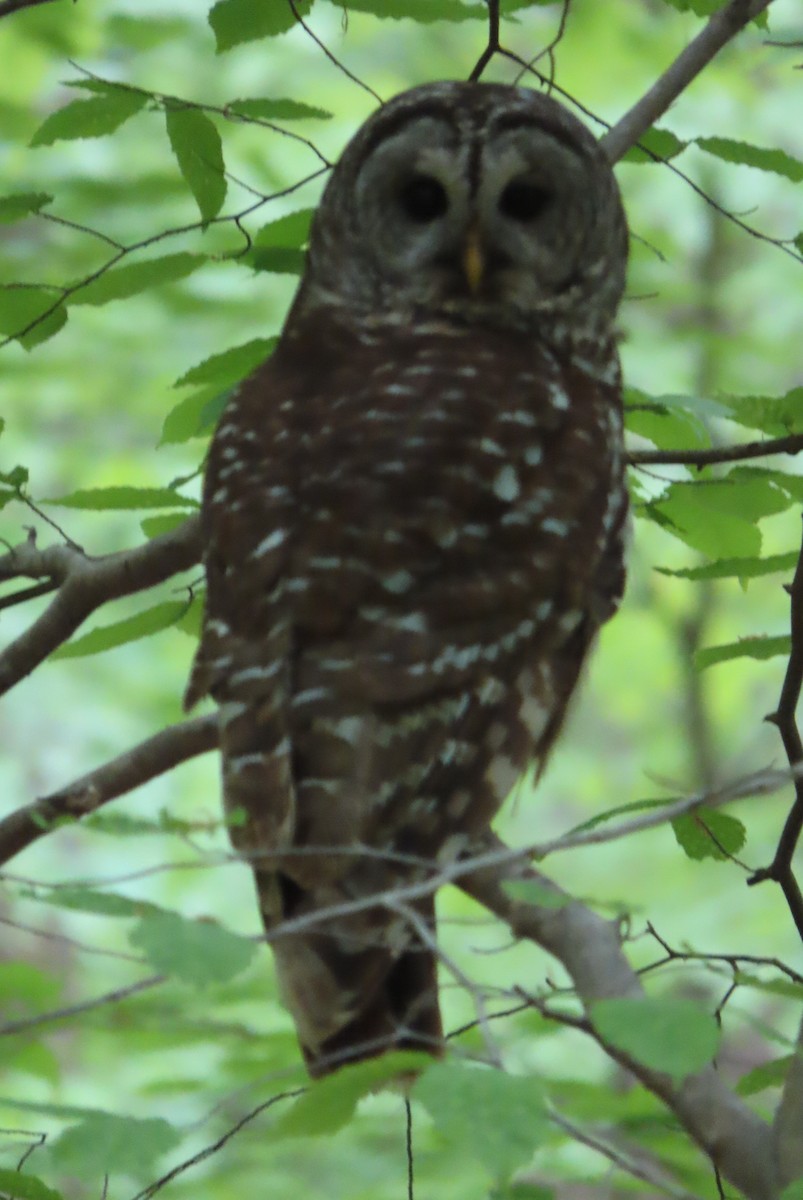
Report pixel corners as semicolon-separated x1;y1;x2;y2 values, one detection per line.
0;192;52;222
0;1170;64;1200
0;286;66;348
68;253;206;306
274;1053;430;1138
209;0;314;51
165;108;226;225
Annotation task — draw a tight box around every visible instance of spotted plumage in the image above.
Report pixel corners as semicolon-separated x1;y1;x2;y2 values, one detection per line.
186;81;628;1076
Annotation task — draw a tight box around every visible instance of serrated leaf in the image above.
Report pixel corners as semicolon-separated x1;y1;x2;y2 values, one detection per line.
228;97;332;121
274;1052;429;1138
672;809;746;861
696;136;803;183
623;127;686;164
129;909;255;986
249;246;306;275
174;337;273;389
46;485;198;509
0;285;66;349
718;389;803;436
415;1063;547;1181
68;252;205;306
52;1114;180;1177
160;390;219;444
696;635;791;670
52;600;190;660
626;405;708;451
209;0;314;51
30;91;147;147
592;998;719;1079
649;486;761;560
0;192;53;223
0;1169;64;1200
655;551;799;582
736;1055;794;1096
254;209;315;248
165;108;226;225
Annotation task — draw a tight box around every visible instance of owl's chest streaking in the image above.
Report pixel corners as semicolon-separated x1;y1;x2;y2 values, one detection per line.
193;311;626;865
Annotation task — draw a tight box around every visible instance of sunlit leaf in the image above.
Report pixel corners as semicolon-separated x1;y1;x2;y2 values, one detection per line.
165;107;226;225
45;485;198;509
30;91;147;146
592;998;719;1079
655;551;799;582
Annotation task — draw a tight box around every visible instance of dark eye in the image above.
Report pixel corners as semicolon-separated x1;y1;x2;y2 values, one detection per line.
499;180;553;222
398;174;449;223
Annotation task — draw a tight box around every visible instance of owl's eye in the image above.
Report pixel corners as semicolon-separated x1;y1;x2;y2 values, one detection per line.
399;174;449;223
499;180;553;222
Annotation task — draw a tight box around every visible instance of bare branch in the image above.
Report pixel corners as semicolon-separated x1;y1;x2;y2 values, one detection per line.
0;976;164;1038
460;849;778;1200
627;433;803;469
601;0;776;162
774;1013;803;1188
468;0;500;82
0;713;218;867
0;516;202;696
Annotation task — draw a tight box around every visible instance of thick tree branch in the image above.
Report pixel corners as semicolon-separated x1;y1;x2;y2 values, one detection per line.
0;515;202;696
460;851;778;1200
601;0;776;163
627;432;803;469
0;713;218;866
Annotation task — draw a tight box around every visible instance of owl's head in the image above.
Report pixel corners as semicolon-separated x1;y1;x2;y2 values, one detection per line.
296;82;628;346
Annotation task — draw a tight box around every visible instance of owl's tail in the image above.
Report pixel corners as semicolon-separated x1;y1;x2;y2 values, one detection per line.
261;872;444;1078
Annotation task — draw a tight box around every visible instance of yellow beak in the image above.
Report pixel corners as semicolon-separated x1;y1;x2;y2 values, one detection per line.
462;224;484;294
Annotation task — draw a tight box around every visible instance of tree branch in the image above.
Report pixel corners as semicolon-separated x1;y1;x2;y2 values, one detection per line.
460;849;779;1200
774;1012;803;1188
627;432;803;468
0;713;218;867
601;0;776;163
748;518;803;940
0;515;202;696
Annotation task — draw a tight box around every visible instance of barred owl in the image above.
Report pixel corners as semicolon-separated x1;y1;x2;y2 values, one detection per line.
186;82;628;1077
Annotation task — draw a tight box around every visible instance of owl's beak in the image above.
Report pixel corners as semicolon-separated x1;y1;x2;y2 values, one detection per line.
462;224;485;294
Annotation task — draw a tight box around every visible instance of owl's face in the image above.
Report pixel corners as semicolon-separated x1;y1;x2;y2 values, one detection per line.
298;82;627;342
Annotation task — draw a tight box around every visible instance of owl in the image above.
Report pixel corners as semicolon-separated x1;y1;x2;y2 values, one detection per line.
186;82;629;1077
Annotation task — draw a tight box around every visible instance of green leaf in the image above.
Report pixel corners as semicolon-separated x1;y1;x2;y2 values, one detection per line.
655;551;799;582
51;1113;180;1178
209;0;314;51
625;405;708;451
718;389;803;436
160;390;220;444
781;1182;803;1200
0;1169;64;1200
174;337;274;389
165;108;226;225
414;1063;547;1181
567;797;670;834
0;286;66;349
45;485;199;509
591;998;719;1079
672;809;746;862
501;880;568;908
0;192;52;222
254;208;315;248
228;97;332;121
129;909;256;986
275;1052;429;1138
736;1055;794;1096
649;485;761;560
141;512;190;538
695;635;791;670
696;136;803;182
52;600;190;660
37;886;145;917
249;246;306;275
68;252;205;306
322;0;485;20
30;91;147;147
622;127;686;164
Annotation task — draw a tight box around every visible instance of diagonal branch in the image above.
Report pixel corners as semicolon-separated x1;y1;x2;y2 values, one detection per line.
0;515;202;695
460;846;778;1200
0;713;218;866
601;0;776;163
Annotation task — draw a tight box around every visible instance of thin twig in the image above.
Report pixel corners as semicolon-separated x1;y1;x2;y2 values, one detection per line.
468;0;500;82
627;432;803;468
0;975;164;1037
